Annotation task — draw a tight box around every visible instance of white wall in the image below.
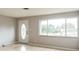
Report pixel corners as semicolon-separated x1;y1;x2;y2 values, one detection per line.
0;16;16;46
18;11;79;50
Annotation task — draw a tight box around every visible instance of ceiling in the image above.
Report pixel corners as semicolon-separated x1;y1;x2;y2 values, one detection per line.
0;8;79;18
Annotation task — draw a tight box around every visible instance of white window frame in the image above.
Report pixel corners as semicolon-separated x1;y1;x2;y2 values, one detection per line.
39;17;78;38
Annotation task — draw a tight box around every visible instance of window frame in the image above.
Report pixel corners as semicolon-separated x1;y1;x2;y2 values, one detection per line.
39;17;78;38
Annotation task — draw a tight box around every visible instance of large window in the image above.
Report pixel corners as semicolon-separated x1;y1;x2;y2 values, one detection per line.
39;17;78;37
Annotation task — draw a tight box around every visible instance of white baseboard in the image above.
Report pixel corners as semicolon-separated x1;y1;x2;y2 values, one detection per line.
29;42;78;51
6;42;16;46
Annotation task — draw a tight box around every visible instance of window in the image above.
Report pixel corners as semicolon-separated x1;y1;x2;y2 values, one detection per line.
48;18;65;36
39;20;47;35
39;17;78;37
66;17;78;37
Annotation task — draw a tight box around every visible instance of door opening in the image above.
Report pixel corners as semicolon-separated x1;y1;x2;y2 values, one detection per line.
18;20;29;44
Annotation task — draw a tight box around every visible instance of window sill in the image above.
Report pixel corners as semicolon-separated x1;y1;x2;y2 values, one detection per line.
39;35;78;39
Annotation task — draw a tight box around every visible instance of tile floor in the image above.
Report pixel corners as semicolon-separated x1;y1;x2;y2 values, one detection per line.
0;44;62;51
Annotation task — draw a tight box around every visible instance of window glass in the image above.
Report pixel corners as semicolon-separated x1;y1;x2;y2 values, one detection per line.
66;17;78;37
48;18;65;36
39;20;48;35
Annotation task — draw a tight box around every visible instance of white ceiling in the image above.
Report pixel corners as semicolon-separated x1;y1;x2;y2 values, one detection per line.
0;8;79;18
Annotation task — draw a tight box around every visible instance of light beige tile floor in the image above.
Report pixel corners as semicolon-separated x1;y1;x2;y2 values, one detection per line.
0;44;62;51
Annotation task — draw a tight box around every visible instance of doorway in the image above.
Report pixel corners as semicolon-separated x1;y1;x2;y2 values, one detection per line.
18;20;29;44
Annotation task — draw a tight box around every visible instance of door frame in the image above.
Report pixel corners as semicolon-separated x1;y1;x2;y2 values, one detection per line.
18;20;29;44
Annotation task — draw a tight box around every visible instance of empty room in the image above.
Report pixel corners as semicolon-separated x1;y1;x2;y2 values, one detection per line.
0;8;79;51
